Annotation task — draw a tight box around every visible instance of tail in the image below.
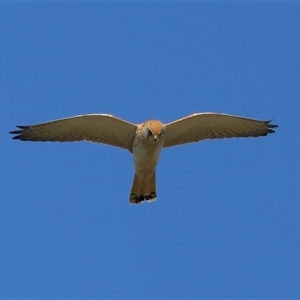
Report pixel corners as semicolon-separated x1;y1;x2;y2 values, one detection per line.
129;172;157;204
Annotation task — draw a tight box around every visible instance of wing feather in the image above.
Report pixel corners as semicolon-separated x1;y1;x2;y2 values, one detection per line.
163;113;278;148
9;114;137;152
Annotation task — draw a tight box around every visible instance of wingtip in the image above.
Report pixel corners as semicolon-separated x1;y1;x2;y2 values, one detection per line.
12;135;23;140
9;126;28;140
266;120;278;134
9;130;22;134
267;120;279;128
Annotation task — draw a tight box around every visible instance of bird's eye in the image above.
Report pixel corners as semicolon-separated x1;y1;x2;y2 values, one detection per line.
147;128;153;136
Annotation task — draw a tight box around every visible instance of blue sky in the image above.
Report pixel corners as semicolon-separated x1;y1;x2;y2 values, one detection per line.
1;2;299;299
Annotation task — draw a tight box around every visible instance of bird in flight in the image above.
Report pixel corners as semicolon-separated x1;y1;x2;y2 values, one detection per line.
10;113;278;204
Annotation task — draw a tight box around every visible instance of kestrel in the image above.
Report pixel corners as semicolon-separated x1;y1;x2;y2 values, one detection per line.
9;113;278;204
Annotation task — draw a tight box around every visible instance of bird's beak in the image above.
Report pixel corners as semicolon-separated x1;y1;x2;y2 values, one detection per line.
153;134;158;141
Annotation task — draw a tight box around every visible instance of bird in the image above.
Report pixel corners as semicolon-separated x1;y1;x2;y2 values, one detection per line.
9;112;278;204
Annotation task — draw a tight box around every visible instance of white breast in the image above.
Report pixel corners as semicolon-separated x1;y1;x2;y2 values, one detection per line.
132;139;163;181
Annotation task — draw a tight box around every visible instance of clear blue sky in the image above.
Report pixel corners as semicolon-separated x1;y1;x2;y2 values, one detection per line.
1;2;299;299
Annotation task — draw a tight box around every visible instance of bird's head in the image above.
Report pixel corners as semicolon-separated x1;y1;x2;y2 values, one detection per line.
142;120;165;142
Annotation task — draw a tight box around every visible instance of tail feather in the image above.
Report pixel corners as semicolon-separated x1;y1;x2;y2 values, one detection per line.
129;172;157;204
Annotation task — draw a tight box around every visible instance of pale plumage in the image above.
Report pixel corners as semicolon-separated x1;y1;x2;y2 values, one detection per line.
10;112;278;204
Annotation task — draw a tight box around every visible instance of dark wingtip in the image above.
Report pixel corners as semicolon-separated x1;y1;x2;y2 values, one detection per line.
9;125;29;140
266;120;278;134
12;135;22;140
9;130;22;135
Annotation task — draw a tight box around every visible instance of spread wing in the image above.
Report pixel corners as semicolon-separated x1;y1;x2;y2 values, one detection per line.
163;113;278;148
9;114;137;152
